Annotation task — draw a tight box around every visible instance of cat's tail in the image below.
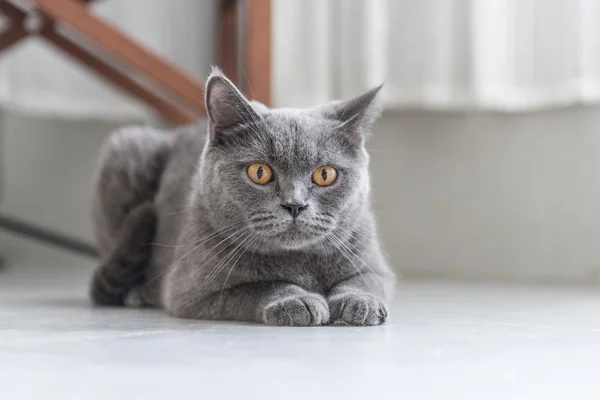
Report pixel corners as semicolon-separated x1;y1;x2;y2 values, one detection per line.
90;202;157;306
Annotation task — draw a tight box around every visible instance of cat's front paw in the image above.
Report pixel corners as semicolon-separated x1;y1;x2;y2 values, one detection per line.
328;292;388;326
262;293;330;326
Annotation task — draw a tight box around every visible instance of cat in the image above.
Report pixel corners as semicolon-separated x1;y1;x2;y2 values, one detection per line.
90;68;395;326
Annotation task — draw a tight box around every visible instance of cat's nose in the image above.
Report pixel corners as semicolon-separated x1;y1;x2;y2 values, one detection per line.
281;203;308;219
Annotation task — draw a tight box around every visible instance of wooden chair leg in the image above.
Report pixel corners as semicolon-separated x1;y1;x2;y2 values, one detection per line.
219;0;272;106
219;0;239;86
0;0;98;52
0;0;26;20
30;0;205;114
0;0;271;124
0;0;27;52
0;0;195;124
0;24;28;52
40;26;195;125
245;0;271;106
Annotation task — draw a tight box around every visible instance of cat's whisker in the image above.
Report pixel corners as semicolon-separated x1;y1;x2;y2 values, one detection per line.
352;230;389;256
326;235;366;284
196;232;251;285
148;219;244;248
147;224;248;285
185;227;251;279
248;235;262;267
331;231;378;276
219;235;261;302
338;227;390;257
159;205;200;217
365;147;388;153
149;226;236;249
248;214;277;223
148;241;208;284
196;231;255;293
171;228;250;290
172;233;253;310
179;224;250;277
329;232;376;289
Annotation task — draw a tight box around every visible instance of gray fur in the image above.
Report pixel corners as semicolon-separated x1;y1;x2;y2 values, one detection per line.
91;68;395;326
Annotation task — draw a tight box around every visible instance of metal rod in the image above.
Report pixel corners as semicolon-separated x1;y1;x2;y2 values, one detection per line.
0;214;99;258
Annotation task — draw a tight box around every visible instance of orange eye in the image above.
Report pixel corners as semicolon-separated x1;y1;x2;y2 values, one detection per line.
312;166;337;186
247;163;273;185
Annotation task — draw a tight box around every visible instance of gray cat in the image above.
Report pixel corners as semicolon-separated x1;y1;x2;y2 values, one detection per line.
90;68;395;326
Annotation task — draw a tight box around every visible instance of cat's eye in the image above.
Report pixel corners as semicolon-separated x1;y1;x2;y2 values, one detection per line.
247;163;273;185
312;166;337;187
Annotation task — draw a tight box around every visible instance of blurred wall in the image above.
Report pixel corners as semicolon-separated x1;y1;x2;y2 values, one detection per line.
0;112;120;241
370;107;600;283
4;106;600;283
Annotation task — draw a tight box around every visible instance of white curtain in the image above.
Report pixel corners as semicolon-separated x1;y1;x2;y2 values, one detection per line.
274;0;600;111
0;0;215;120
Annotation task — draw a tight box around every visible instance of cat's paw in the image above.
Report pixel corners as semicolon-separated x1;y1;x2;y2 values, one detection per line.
328;292;388;326
123;287;148;308
262;293;330;326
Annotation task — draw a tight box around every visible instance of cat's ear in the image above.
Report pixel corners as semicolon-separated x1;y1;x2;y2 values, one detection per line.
316;85;383;141
204;67;260;137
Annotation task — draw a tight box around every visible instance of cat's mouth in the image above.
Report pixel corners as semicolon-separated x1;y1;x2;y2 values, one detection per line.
247;213;335;249
271;226;326;249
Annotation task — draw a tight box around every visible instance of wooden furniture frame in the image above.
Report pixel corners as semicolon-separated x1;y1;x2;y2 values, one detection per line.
0;0;271;258
0;0;271;126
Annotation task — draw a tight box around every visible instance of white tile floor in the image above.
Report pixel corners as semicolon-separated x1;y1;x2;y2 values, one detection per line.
2;232;600;399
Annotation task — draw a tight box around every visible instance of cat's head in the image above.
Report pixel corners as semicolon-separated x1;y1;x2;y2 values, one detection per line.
197;68;382;251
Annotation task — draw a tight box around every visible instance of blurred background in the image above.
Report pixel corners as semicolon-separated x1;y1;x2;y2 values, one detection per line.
4;1;600;398
3;0;600;283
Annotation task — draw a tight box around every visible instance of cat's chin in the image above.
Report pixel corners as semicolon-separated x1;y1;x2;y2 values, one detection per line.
254;228;327;252
275;237;322;251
